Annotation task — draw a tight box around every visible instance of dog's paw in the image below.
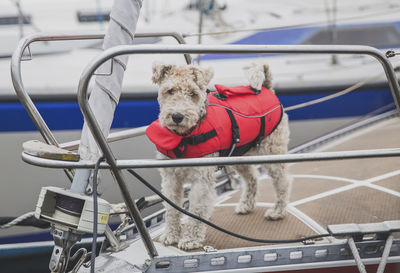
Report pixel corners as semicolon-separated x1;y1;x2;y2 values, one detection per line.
178;238;203;250
264;207;286;220
159;231;180;246
235;202;254;214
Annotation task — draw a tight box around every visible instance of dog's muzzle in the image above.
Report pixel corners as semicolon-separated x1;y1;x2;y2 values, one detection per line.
172;113;184;124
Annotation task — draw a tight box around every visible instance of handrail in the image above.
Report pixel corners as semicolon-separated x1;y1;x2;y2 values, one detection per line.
11;31;190;147
22;147;400;169
10;32;190;181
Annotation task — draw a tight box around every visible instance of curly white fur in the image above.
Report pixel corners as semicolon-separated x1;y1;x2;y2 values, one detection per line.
152;62;291;250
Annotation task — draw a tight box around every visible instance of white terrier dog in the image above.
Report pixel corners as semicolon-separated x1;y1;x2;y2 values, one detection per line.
146;63;292;250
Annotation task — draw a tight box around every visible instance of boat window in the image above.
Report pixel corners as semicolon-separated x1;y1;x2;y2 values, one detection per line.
77;11;110;23
302;24;400;48
0;15;31;25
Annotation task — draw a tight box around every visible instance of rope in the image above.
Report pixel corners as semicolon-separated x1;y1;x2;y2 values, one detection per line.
0;211;35;229
110;203;132;237
110;203;129;218
377;234;394;273
285;73;383;112
348;237;367;273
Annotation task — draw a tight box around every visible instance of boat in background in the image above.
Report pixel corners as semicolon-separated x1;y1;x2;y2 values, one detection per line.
1;0;400;139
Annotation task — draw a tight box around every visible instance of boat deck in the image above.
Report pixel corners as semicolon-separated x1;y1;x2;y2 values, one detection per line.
178;116;400;251
67;115;400;273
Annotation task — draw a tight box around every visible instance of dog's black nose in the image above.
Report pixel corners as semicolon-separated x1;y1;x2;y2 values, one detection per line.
172;113;184;124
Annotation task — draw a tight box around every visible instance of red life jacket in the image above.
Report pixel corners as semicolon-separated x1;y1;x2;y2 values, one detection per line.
146;85;283;158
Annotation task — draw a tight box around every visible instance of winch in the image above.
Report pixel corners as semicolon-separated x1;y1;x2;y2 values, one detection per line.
35;186;110;272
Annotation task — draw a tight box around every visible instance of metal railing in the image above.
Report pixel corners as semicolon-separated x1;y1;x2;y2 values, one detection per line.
73;44;400;259
10;31;191;181
22;147;400;169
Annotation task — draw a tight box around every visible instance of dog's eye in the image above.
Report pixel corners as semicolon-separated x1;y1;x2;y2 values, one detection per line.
167;89;174;95
190;92;197;97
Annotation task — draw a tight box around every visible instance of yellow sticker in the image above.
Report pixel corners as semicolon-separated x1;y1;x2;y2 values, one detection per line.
99;214;109;224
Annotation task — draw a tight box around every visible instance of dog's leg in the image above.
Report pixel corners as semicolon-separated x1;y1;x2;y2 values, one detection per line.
261;114;292;220
159;167;184;245
178;166;216;250
264;162;292;220
233;165;258;214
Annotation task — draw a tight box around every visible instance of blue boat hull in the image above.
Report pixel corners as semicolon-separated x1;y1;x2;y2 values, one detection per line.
0;82;395;133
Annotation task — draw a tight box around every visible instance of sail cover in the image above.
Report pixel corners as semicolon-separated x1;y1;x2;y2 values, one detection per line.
71;0;142;193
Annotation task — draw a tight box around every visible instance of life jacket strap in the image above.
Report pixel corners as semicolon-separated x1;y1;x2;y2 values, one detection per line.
173;129;218;158
182;129;217;145
254;116;266;146
212;92;227;101
220;109;240;157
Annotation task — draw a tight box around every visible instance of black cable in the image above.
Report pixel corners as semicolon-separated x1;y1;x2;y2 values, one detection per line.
127;169;331;244
91;157;103;273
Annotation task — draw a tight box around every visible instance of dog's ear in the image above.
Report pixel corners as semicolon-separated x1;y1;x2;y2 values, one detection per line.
190;66;214;89
152;63;175;85
202;67;214;85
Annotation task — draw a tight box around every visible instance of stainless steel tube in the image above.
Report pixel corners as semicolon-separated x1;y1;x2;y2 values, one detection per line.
10;32;191;183
10;32;190;149
22;147;400;169
10;31;191;145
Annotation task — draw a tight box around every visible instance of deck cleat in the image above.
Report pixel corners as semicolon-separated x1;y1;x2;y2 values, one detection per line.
23;140;80;162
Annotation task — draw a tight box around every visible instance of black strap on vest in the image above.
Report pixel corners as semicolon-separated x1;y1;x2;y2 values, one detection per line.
219;107;279;157
212;92;227;101
173;129;217;158
220;109;240;157
182;129;217;146
254;116;266;146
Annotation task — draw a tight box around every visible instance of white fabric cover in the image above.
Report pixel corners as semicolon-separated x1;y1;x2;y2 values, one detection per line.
71;0;143;193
